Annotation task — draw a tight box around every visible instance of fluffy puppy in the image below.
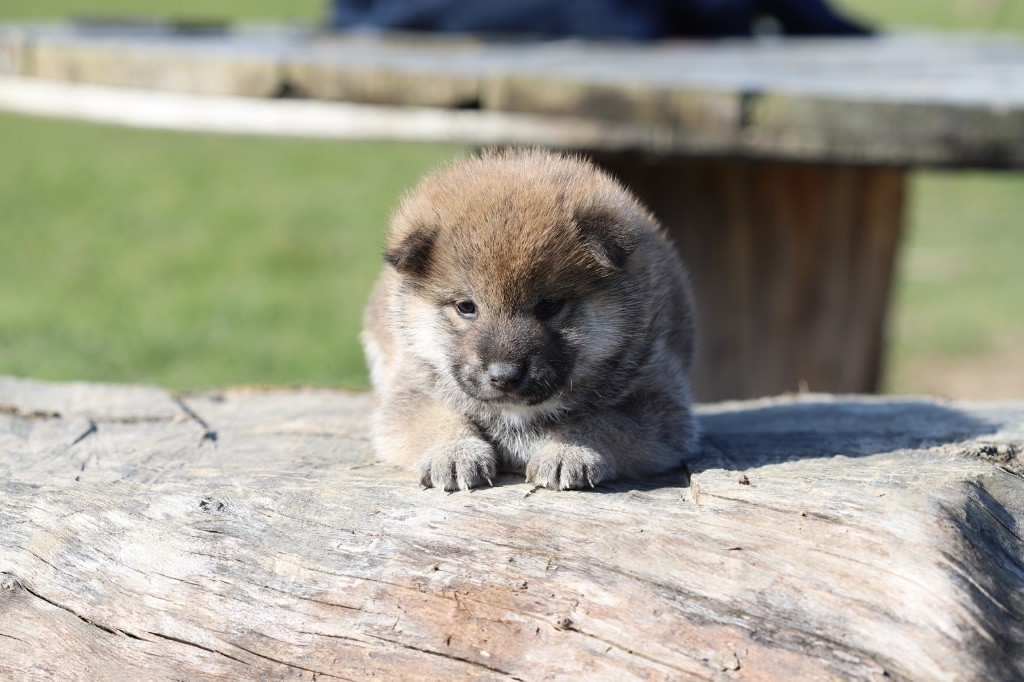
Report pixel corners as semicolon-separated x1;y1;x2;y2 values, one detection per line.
362;149;698;491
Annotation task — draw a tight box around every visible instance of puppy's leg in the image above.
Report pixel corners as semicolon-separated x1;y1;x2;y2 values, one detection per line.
374;391;496;491
526;406;697;490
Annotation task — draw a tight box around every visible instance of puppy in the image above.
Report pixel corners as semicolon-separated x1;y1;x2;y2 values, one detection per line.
362;149;697;491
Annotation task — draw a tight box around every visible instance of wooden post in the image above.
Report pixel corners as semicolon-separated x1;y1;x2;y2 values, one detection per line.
592;155;907;401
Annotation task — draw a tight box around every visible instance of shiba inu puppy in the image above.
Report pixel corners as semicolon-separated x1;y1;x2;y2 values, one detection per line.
362;149;697;491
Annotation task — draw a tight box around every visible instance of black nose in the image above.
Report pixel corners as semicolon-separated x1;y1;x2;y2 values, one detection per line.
487;361;525;388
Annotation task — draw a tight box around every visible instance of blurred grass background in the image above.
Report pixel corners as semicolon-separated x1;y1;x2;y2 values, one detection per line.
1;1;1022;397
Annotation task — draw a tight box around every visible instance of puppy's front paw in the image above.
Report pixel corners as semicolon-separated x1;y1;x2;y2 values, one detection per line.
526;442;616;491
417;439;497;492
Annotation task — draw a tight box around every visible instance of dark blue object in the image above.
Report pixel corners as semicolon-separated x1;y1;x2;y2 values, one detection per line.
329;0;870;38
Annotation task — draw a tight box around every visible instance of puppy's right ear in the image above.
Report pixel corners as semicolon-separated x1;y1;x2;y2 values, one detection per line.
384;227;436;277
575;206;640;271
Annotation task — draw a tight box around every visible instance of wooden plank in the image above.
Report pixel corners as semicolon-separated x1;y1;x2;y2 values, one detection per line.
0;76;682;152
3;24;1024;166
10;24;287;97
287;34;489;107
28;44;282;97
1;377;1023;679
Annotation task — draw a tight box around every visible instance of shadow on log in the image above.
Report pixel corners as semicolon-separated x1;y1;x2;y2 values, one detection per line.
1;376;1022;680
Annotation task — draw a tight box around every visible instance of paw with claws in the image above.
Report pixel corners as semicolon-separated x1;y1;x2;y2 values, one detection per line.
417;438;498;491
526;442;617;491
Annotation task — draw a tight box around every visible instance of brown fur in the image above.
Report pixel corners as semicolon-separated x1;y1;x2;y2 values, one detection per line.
362;149;698;491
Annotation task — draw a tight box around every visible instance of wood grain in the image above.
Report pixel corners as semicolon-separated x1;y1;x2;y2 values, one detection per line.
2;377;1023;680
590;156;906;401
1;24;1024;167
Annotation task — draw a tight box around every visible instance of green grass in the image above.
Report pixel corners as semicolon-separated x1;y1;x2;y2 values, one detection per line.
1;1;1023;394
0;112;464;388
884;171;1024;377
0;1;322;23
840;0;1024;33
6;1;1024;32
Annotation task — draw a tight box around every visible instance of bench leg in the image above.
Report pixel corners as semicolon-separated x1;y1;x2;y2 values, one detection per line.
591;155;907;401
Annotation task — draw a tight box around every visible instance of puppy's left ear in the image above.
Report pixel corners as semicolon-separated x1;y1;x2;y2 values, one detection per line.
574;207;640;270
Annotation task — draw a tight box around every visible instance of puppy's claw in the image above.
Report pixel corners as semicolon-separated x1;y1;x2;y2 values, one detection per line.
527;443;614;492
416;439;497;492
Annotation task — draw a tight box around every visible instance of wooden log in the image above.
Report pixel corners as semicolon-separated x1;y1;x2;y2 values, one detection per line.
1;376;1023;680
590;155;906;401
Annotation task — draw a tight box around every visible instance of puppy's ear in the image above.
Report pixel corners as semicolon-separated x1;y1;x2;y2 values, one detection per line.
384;227;436;277
574;207;640;271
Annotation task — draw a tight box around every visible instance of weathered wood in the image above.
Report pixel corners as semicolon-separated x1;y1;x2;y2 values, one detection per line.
2;23;1024;167
0;75;685;152
287;34;486;107
26;38;283;97
2;376;1023;680
590;155;906;401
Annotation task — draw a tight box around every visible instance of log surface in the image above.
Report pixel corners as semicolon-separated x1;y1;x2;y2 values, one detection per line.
2;23;1024;167
1;376;1023;680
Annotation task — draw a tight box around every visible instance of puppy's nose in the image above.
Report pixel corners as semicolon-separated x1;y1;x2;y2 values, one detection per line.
487;361;525;388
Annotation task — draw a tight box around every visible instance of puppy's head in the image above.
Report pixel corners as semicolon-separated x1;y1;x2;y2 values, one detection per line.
384;149;651;410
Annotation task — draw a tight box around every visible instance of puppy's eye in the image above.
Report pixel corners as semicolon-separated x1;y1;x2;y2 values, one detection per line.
534;298;566;321
454;300;478;319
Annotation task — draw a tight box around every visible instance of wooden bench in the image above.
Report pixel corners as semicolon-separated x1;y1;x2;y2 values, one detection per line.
2;22;1024;399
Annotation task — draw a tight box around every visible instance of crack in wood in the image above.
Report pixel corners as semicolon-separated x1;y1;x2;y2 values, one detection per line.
146;631;251;666
975;503;1024;548
260;583;362;611
227;641;349;679
0;404;61;419
69;419;98;447
695;489;840;520
0;402;180;425
298;630;375;649
358;631;527;681
941;552;1022;625
557;624;712;679
21;582;122;638
170;395;217;444
27;549;61;573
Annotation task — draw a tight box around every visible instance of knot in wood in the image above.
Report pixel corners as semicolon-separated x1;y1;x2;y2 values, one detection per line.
554;616;574;631
198;497;225;512
710;650;741;672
